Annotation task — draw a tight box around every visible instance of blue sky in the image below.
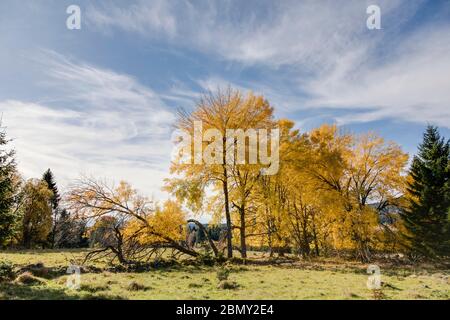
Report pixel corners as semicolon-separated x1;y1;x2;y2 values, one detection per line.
0;0;449;200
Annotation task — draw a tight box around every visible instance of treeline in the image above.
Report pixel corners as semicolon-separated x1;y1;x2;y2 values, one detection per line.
0;128;87;249
0;88;449;263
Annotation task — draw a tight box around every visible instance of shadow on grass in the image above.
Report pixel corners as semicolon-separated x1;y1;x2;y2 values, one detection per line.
0;282;126;300
0;282;80;300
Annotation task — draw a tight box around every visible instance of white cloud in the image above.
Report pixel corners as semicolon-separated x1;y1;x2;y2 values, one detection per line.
0;51;177;198
2;1;449;203
85;0;450;128
85;0;408;67
306;24;450;127
86;0;177;37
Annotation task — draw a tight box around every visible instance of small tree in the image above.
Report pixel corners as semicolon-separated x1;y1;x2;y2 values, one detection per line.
401;125;450;258
89;216;120;248
21;179;53;248
68;178;201;264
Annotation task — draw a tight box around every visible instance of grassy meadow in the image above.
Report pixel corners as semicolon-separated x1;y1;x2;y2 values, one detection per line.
0;250;448;300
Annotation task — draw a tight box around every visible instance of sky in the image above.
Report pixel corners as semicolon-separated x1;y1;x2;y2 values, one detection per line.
0;0;449;201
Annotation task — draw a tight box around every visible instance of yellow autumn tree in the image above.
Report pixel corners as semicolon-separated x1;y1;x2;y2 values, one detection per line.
166;87;276;258
246;120;336;257
246;122;408;261
301;125;409;261
125;200;186;245
20;179;53;248
68;178;198;264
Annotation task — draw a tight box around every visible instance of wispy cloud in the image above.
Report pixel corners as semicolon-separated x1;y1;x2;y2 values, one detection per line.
306;24;450;127
1;51;176;197
1;1;449;201
85;0;450;128
85;0;410;67
86;0;177;37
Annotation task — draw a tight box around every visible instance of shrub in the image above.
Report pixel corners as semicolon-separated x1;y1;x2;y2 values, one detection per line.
229;257;245;265
127;281;149;291
371;289;385;300
15;272;45;285
217;280;239;290
0;261;15;282
197;251;216;266
22;262;49;278
80;284;110;293
216;267;230;281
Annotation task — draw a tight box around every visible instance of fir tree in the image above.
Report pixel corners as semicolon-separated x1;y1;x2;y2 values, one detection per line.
0;124;18;246
43;169;60;210
401;125;450;258
43;168;61;247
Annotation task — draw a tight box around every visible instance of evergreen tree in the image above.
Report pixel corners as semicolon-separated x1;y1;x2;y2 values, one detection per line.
54;209;87;248
0;124;19;246
401;125;450;258
42;168;61;247
43;169;60;210
54;208;71;247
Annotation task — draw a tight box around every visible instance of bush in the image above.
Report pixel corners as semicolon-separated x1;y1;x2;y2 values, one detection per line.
21;262;49;278
198;251;216;266
127;281;149;291
15;272;45;285
228;257;246;264
217;280;239;290
216;267;230;281
0;261;15;282
80;284;110;293
371;289;385;300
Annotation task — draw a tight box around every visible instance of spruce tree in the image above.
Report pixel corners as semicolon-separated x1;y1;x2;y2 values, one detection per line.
43;168;61;247
401;125;450;258
0;124;18;246
43;169;60;210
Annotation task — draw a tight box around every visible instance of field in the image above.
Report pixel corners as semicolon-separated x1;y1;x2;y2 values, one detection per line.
0;250;449;300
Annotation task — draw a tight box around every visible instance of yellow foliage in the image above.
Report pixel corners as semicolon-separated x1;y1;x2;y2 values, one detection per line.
20;179;53;247
124;200;186;244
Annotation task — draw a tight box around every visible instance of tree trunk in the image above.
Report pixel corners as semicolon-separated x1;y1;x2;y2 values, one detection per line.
187;219;219;257
311;214;320;256
51;209;58;249
266;207;274;257
222;167;233;258
240;207;247;258
313;230;320;256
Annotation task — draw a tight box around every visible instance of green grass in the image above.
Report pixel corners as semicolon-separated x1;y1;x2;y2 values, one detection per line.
0;249;89;267
0;250;448;300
